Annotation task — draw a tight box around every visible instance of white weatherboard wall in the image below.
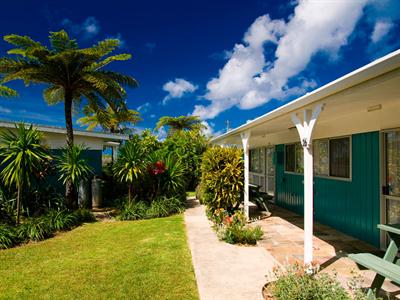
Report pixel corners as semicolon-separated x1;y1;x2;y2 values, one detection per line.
42;132;107;150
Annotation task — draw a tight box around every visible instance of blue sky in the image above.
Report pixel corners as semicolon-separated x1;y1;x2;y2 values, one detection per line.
0;0;399;138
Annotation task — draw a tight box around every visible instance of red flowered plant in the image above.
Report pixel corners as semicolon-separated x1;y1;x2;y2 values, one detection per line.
149;160;166;175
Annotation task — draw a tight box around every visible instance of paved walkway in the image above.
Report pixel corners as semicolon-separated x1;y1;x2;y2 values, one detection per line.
184;198;277;300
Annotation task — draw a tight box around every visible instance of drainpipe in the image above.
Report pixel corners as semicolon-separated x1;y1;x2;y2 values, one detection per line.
291;104;324;265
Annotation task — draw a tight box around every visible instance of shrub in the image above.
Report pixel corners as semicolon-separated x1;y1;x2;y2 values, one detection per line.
18;217;52;242
268;263;352;300
117;201;148;221
195;183;204;204
146;196;184;218
72;209;96;223
45;210;74;231
208;209;263;245
200;146;243;212
0;224;18;249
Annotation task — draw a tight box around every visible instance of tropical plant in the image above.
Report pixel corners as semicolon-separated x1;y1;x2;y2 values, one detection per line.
72;208;96;223
0;84;17;97
200;146;244;212
0;224;18;249
78;104;141;134
44;210;78;231
155;115;205;135
18;217;52;242
56;144;93;208
117;200;148;221
0;30;138;204
113;140;147;202
146;196;184;218
0;124;52;224
162;129;208;190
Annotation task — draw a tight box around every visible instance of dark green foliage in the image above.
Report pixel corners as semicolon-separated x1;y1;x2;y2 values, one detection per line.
18;217;52;242
146;196;184;218
200;146;244;212
0;224;18;249
155;115;206;135
117;196;184;221
270;264;352;300
72;209;96;223
44;210;78;231
162;130;208;191
117;201;148;221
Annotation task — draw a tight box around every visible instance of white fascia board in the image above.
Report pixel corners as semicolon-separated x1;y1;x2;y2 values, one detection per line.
0;121;130;141
212;48;400;143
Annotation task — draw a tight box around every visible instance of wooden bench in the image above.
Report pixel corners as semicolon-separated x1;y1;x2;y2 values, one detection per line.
249;184;272;216
348;253;400;284
348;223;400;299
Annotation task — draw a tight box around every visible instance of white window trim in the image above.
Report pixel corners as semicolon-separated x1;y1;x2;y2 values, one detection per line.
284;135;352;181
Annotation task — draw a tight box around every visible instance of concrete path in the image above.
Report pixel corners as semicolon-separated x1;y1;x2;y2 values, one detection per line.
184;199;277;300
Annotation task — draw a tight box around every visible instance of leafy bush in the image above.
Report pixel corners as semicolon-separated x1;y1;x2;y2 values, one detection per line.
18;217;52;242
117;201;148;221
200;146;243;212
268;263;352;300
208;208;263;245
0;224;18;249
72;209;96;223
44;210;78;231
146;196;184;218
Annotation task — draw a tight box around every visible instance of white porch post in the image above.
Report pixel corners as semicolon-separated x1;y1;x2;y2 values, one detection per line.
241;131;251;219
291;104;323;265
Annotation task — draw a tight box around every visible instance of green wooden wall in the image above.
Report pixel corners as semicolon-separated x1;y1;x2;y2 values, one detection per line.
275;131;381;247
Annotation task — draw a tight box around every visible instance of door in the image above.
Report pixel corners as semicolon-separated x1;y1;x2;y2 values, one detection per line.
383;130;400;226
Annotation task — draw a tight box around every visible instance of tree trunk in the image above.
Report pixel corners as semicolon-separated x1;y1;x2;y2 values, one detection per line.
64;90;76;209
16;183;21;225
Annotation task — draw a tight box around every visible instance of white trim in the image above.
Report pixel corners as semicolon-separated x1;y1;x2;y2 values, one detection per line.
241;131;251;219
0;121;129;141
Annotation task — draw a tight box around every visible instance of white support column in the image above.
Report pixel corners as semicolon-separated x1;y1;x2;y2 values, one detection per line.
291;104;324;265
241;131;251;219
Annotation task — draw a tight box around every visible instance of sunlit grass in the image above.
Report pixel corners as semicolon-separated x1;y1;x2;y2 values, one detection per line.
0;215;199;300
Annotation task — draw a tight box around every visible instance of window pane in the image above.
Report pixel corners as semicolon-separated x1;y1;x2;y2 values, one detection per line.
285;144;295;172
295;143;304;173
329;138;350;178
386;131;400;196
259;148;265;174
313;139;329;176
266;147;275;176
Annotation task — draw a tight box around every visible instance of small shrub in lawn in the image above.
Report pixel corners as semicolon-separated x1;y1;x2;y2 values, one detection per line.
18;217;52;242
266;263;353;300
0;224;18;249
45;210;78;231
72;209;96;223
146;196;184;219
117;201;148;221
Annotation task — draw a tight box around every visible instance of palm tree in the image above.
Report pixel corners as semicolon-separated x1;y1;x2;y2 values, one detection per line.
155;116;205;135
0;124;52;224
113;140;147;202
0;30;138;207
78;104;141;134
0;84;17;97
56;144;93;208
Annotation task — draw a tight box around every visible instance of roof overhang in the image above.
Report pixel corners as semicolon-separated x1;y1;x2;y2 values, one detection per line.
0;121;130;141
212;49;400;145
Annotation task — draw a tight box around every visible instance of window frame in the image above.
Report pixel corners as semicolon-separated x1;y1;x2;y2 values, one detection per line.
284;135;352;181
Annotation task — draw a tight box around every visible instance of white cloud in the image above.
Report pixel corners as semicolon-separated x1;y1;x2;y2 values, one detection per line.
162;78;198;105
0;106;11;113
61;17;100;39
194;0;368;119
137;102;151;113
150;114;156;118
201;121;223;138
155;126;167;141
371;20;393;43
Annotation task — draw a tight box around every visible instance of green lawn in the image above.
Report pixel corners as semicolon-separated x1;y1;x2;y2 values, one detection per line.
0;215;199;300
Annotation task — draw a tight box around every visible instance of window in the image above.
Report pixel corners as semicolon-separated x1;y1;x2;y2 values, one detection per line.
285;144;295;172
250;148;265;173
313;139;329;176
285;136;351;179
329;138;350;178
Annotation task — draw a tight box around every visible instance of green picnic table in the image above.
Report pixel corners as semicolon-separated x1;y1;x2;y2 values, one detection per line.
248;183;272;216
348;224;400;299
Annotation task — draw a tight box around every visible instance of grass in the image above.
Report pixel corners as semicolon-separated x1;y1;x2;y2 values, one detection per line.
0;215;199;300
